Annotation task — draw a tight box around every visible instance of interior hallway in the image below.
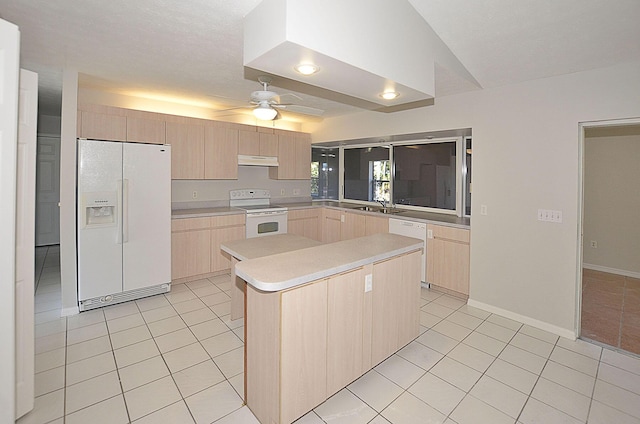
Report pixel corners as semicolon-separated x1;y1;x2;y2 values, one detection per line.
581;268;640;355
18;246;640;423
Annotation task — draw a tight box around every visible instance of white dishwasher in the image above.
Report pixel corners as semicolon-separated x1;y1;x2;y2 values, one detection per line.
389;218;427;283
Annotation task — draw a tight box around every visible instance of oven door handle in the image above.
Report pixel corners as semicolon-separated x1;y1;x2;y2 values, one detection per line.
247;211;288;217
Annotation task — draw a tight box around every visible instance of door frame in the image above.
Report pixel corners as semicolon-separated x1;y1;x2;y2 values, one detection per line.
576;116;640;339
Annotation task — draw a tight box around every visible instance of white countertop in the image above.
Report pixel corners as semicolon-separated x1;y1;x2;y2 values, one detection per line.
221;233;322;261
234;233;423;292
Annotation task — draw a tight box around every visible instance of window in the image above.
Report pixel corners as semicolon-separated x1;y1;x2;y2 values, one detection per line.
393;141;457;210
343;146;390;202
311;147;339;200
340;137;469;216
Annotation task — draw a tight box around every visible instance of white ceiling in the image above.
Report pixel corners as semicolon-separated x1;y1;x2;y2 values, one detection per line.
2;0;640;120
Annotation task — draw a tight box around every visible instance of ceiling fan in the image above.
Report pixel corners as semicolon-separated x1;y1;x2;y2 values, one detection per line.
213;76;324;121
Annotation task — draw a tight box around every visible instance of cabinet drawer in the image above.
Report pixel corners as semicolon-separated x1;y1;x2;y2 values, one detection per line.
430;225;470;243
171;217;211;232
210;214;245;228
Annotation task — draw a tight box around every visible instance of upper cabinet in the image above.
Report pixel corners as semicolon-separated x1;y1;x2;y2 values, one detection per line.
79;111;127;141
269;131;311;180
126;115;166;144
166;121;205;179
77;104;311;180
205;125;238;179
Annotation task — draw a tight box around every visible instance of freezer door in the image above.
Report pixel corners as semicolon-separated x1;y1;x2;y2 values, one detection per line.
122;143;171;291
77;140;123;300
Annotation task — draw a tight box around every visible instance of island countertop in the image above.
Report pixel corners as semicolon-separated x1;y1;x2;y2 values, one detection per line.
221;233;321;261
234;233;423;292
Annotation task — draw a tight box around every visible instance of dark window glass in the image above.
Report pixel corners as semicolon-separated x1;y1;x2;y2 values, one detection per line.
344;147;390;202
393;142;456;210
311;147;339;199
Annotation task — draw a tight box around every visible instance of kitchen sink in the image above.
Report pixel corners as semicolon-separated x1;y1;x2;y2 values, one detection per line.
353;206;403;214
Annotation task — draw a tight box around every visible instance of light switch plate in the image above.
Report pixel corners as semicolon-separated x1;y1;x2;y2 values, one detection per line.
364;274;373;292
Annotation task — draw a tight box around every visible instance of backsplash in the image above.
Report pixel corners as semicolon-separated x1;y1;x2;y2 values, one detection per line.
171;165;311;208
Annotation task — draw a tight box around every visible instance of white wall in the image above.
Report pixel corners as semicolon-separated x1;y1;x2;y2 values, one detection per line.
309;60;640;338
59;69;78;314
583;128;640;276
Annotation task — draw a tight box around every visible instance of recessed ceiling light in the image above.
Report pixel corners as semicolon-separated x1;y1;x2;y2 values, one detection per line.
380;91;399;100
295;63;319;75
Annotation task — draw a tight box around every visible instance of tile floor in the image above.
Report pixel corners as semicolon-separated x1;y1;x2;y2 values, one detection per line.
18;245;640;424
582;268;640;354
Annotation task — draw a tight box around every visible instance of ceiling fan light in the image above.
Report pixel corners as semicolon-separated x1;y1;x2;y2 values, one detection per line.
253;104;278;120
295;63;319;75
380;91;399;100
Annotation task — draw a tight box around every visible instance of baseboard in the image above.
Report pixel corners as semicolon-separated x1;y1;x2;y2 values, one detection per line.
582;263;640;279
61;306;79;316
467;298;577;340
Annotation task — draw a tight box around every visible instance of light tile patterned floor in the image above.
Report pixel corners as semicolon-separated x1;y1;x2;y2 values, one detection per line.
19;245;640;424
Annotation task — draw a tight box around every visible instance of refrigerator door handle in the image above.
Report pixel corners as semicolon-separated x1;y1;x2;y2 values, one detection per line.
116;180;123;244
122;179;129;243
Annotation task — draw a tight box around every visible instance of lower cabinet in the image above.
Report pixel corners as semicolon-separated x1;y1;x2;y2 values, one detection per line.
287;208;321;241
171;214;245;281
427;224;470;296
246;250;421;424
321;208;342;243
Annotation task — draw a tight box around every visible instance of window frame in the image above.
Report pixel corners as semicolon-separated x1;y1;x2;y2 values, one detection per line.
339;137;466;217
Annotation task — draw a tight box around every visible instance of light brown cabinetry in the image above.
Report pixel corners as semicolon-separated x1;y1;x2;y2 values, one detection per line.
371;251;421;365
126;116;166;144
171;214;245;281
79;111;127;141
426;224;470;296
321;208;342;243
166;122;205;179
238;129;278;157
171;218;211;280
287;208;321;241
269;131;311;180
246;250;420;424
210;214;245;273
204;126;239;179
365;215;389;236
319;208;388;242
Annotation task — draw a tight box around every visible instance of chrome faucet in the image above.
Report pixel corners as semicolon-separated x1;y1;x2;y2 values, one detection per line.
378;199;387;209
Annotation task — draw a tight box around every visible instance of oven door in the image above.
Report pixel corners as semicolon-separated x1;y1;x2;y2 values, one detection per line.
245;210;288;238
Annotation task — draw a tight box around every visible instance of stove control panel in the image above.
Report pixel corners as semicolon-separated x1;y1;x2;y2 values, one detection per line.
230;189;271;200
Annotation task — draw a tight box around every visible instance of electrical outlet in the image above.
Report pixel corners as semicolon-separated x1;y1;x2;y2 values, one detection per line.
280;188;285;196
364;274;373;292
293;188;300;195
427;229;433;239
192;191;198;199
480;204;487;215
590;240;597;248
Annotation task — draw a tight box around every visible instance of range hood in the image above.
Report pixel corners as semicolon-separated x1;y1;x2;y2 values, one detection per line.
238;154;279;167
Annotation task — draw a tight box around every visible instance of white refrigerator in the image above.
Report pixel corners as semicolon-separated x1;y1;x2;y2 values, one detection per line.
77;139;172;311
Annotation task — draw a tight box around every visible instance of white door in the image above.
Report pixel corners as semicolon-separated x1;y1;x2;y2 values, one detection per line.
77;140;123;301
15;68;38;418
0;18;20;423
123;143;172;291
35;136;61;246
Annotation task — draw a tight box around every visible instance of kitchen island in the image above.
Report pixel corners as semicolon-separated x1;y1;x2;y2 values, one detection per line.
230;233;423;424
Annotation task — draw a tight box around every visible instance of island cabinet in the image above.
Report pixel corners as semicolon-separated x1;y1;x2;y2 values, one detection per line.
269;131;311;180
171;214;245;281
287;208;321;241
244;238;422;424
426;224;470;296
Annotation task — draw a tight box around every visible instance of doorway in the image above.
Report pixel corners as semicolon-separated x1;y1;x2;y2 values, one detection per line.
35;135;61;246
579;120;640;354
